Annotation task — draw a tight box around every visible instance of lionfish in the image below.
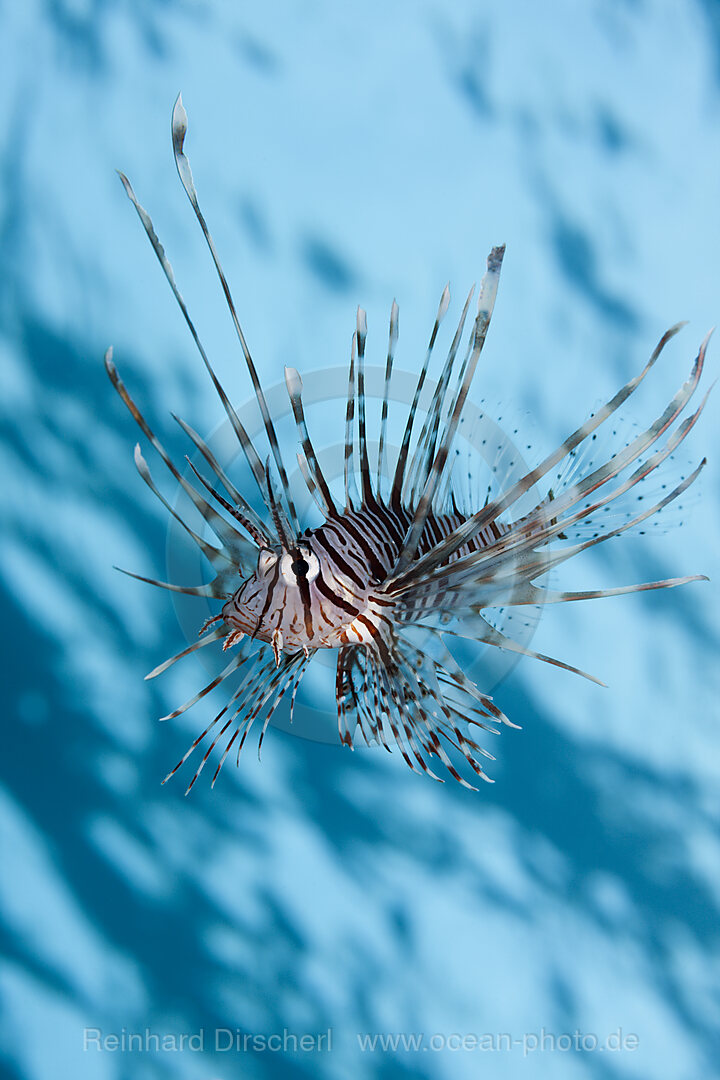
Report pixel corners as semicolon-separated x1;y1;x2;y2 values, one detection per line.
107;97;710;793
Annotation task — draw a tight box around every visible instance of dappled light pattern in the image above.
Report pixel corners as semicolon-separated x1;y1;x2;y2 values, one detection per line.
1;3;719;1079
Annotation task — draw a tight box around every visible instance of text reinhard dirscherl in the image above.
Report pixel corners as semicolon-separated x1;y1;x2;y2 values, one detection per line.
83;1029;332;1053
82;1027;640;1056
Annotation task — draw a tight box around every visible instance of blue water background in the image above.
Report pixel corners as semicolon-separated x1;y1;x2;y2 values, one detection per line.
1;2;719;1078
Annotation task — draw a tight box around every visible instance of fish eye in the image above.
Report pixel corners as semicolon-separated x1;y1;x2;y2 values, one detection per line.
302;549;320;582
257;549;278;574
280;548;320;585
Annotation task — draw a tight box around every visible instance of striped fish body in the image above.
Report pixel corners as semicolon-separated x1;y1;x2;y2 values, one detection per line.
221;506;509;652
